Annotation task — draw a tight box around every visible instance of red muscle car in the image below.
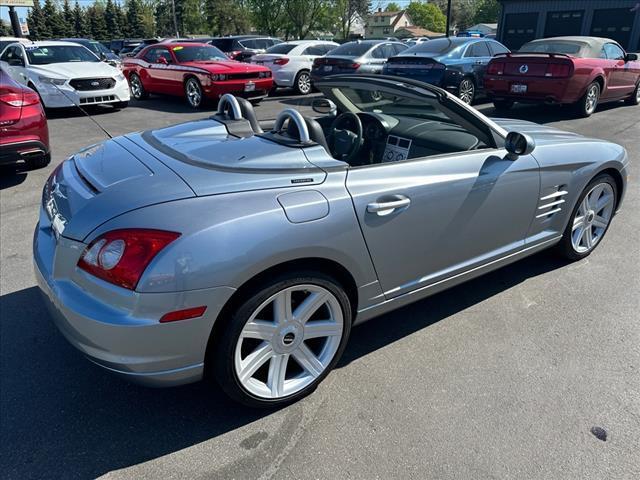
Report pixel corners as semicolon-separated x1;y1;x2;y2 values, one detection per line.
0;67;50;169
484;36;640;117
123;42;273;109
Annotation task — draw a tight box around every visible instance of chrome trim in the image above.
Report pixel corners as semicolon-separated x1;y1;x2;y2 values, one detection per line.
536;207;562;218
274;109;311;143
538;199;565;209
217;94;242;120
540;190;568;201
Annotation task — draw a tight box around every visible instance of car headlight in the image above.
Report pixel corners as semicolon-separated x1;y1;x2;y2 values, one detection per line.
38;76;67;86
211;74;227;81
115;72;126;81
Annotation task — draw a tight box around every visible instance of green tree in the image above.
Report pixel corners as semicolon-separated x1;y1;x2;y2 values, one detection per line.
0;19;8;36
27;0;48;39
105;0;122;38
72;1;89;37
385;2;401;12
248;0;285;36
285;0;328;39
433;0;477;32
406;1;446;32
473;0;500;24
125;0;146;37
333;0;370;40
87;4;108;39
42;0;66;37
61;0;74;36
204;0;251;36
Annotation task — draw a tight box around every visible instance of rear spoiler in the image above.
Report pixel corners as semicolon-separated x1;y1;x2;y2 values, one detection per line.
494;52;573;59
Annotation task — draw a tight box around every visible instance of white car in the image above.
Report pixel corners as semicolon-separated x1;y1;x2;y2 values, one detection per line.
251;40;338;95
0;41;130;109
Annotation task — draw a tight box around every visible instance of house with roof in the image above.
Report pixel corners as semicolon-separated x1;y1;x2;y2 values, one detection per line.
395;26;442;39
366;8;413;38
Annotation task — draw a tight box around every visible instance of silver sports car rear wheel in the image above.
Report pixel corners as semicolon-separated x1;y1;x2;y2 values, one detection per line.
214;273;351;407
557;173;617;260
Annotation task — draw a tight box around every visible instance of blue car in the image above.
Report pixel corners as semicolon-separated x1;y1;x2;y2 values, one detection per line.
383;37;510;104
58;38;122;68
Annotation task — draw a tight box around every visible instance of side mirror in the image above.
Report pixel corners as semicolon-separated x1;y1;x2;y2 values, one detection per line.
625;53;638;62
157;56;168;65
505;131;535;159
311;98;337;115
99;52;107;61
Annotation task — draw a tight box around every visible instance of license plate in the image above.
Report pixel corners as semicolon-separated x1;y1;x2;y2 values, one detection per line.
244;82;255;92
511;84;528;93
323;66;333;72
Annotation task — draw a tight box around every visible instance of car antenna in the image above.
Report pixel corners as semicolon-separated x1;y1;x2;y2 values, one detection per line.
45;82;114;139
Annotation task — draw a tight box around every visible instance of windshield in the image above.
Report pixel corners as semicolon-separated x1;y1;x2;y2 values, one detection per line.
520;41;583;55
404;38;465;58
172;45;227;62
83;41;113;57
328;42;372;57
210;39;234;51
26;45;99;64
266;43;296;54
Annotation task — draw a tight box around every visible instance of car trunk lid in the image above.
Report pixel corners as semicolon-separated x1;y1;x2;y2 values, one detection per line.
490;53;574;78
385;56;446;85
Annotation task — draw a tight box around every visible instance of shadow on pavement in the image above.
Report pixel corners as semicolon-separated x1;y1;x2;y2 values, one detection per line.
478;100;630;124
0;249;567;479
0;164;28;190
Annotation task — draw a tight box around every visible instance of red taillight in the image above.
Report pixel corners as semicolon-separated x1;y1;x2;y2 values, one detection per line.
160;306;207;323
545;63;571;78
0;91;40;107
313;58;323;67
273;57;289;65
487;61;505;75
350;63;361;69
78;229;180;290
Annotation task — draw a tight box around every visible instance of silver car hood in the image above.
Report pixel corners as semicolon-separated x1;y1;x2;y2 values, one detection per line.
126;118;327;196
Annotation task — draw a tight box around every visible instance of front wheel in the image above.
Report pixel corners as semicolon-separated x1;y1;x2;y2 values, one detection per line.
128;73;148;100
576;82;600;117
624;82;640;106
294;71;312;95
184;77;205;109
213;272;352;407
556;173;617;261
458;78;475;104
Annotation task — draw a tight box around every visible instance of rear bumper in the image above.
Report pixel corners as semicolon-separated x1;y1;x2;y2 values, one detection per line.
0;140;49;165
33;219;236;387
485;76;579;104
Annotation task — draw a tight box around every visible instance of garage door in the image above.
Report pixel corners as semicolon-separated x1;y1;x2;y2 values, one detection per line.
590;8;634;50
502;13;538;50
544;10;584;38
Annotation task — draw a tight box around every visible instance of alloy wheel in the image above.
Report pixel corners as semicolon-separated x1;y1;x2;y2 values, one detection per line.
130;75;142;99
297;72;311;95
585;84;599;115
459;79;475;104
636;84;640;103
186;79;202;107
571;182;615;253
234;284;344;399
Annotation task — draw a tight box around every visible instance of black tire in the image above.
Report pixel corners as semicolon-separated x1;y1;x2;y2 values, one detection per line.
25;152;51;170
458;77;475;105
294;70;312;95
213;271;352;408
112;101;129;109
555;173;618;261
184;77;205;109
624;82;640;105
493;99;514;112
575;81;600;117
128;73;148;100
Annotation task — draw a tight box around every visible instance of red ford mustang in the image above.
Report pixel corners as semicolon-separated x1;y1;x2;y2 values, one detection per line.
123;42;273;108
0;67;50;169
484;36;640;117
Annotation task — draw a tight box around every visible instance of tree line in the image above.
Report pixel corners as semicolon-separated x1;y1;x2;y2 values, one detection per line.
14;0;499;43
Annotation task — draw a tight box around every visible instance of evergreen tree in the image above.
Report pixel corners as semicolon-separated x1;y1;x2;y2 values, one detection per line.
72;1;89;37
105;0;122;37
42;0;67;37
125;0;146;37
62;0;74;36
27;0;49;39
87;4;108;39
116;3;129;38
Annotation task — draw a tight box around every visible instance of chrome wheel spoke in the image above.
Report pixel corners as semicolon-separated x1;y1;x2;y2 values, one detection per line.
243;320;277;340
303;321;341;339
238;342;273;383
592;215;608;229
570;182;613;253
596;193;613;212
584;226;594;249
267;354;289;397
294;291;328;324
292;343;324;378
273;290;293;324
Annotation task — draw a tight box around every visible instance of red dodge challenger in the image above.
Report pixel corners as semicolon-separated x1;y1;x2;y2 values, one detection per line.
484;36;640;117
123;42;273;108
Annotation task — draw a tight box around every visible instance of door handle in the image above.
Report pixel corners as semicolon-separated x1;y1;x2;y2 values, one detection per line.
367;196;411;216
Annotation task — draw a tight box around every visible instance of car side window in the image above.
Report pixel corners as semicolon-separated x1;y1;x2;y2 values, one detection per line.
144;48;171;63
302;45;324;56
379;44;396;59
0;46;14;61
1;46;24;63
604;43;625;61
370;45;385;59
393;43;408;54
488;41;509;56
240;39;256;49
465;42;491;58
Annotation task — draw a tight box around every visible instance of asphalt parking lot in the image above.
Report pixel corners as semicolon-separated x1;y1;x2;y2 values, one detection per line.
1;92;639;479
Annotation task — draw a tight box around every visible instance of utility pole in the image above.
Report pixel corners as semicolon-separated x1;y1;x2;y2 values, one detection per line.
171;0;179;37
9;6;23;37
445;0;452;37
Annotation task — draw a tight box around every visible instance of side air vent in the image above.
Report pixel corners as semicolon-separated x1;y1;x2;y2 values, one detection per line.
536;187;568;219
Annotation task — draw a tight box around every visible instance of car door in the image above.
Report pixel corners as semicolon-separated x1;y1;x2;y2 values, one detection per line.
0;45;29;85
464;41;492;88
346;133;540;299
143;47;174;94
604;43;636;96
366;44;390;73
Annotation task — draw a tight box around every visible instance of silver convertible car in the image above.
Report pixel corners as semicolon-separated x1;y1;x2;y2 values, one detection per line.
34;75;629;407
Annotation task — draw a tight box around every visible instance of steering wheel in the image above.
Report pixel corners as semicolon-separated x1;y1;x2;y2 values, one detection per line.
328;112;364;163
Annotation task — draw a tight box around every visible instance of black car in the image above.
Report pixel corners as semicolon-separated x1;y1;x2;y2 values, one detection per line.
383;37;510;104
109;38;143;55
57;38;121;67
188;35;283;62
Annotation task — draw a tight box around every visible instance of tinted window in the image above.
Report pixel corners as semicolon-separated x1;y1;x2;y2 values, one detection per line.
405;38;465;58
82;40;112;57
172;45;226;62
465;42;491;57
267;43;296;54
604;43;625;60
393;43;408;54
302;45;328;56
144;47;172;63
328;42;373;57
210;39;234;51
488;41;509;56
1;46;19;61
25;45;99;65
520;40;582;55
380;44;397;58
370;45;385;59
